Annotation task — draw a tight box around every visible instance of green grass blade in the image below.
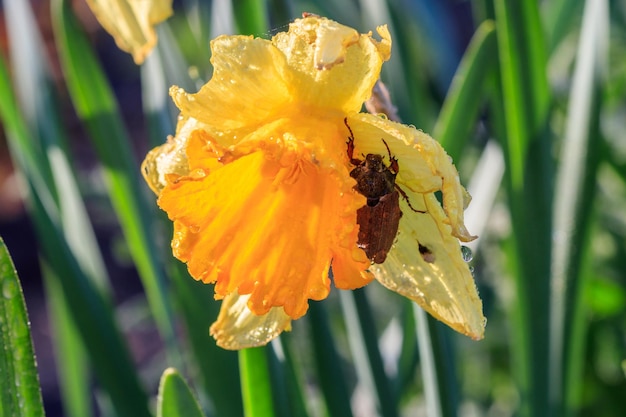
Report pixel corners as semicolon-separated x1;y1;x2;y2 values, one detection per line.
493;2;553;416
239;347;276;417
142;52;176;148
386;5;438;126
265;342;294;417
340;289;398;417
414;307;459;417
6;0;110;296
142;23;196;147
169;263;243;417
495;0;551;190
157;368;206;417
544;0;585;52
4;5;112;413
414;308;441;417
0;238;45;417
308;302;354;417
42;267;92;417
549;1;608;416
269;336;310;417
0;48;150;417
233;0;270;35
140;32;244;414
267;0;294;26
32;191;152;417
392;301;418;400
433;20;497;161
51;0;180;365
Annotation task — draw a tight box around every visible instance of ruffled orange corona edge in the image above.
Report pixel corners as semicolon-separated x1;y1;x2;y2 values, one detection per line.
142;15;485;350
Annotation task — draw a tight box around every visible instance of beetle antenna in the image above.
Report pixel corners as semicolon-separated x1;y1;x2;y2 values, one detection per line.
381;139;399;173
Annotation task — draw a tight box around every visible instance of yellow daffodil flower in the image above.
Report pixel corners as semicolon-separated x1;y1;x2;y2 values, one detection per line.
86;0;172;64
142;15;485;350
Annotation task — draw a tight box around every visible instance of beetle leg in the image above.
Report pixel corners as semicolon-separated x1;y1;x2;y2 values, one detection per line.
395;184;426;213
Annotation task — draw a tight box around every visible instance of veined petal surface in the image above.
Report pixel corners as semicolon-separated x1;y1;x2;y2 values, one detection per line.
345;114;484;339
158;131;371;319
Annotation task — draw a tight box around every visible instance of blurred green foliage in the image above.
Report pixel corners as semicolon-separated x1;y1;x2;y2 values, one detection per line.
1;0;625;417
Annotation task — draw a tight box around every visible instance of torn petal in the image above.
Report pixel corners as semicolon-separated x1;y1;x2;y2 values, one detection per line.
272;16;391;114
210;292;292;350
371;192;485;340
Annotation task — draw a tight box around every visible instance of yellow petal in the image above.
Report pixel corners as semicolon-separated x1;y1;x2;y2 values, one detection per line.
158;141;371;319
170;15;391;136
86;0;172;64
210;292;292;350
371;191;485;339
170;35;291;134
141;15;485;348
141;118;224;194
273;16;391;113
342;113;484;339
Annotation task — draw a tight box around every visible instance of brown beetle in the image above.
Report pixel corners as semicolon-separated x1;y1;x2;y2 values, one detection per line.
345;118;423;264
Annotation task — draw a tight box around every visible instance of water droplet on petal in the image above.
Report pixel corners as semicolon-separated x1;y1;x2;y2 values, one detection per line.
461;245;473;262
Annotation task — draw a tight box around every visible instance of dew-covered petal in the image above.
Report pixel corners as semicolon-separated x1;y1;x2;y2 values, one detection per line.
170;35;292;133
158;146;371;319
370;192;485;340
272;15;391;114
142;118;234;194
210;292;292;350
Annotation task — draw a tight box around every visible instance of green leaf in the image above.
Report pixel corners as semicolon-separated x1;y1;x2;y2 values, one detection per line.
4;3;110;414
307;302;354;417
549;1;608;415
414;308;459;417
494;0;551;190
0;238;45;417
493;2;553;416
233;0;270;35
267;336;310;417
169;263;243;417
142;23;196;148
386;7;439;127
0;48;150;417
340;289;398;417
50;0;181;366
157;368;206;417
433;20;497;161
544;0;586;52
42;268;92;417
393;300;418;399
586;278;626;319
